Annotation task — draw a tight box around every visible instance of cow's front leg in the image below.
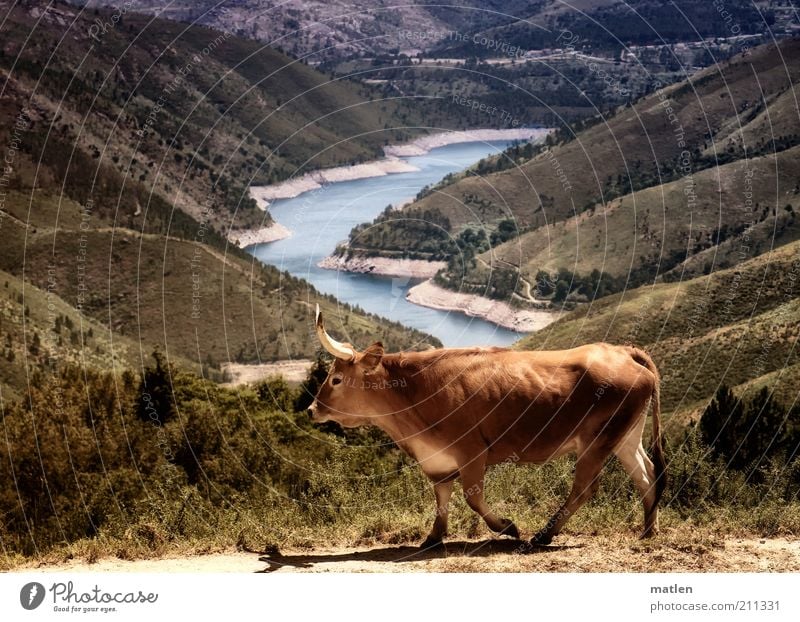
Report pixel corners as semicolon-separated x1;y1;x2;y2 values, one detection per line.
460;460;520;539
420;479;454;549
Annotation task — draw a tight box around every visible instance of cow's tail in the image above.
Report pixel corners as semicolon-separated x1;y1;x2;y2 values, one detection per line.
629;347;667;507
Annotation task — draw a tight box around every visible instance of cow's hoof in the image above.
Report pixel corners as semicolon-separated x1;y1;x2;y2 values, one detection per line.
500;520;520;539
530;530;553;546
419;536;444;550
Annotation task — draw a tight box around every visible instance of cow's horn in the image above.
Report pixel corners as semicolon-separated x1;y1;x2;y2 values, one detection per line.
315;304;356;361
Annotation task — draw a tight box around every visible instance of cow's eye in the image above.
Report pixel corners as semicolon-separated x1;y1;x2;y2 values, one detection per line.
331;374;343;386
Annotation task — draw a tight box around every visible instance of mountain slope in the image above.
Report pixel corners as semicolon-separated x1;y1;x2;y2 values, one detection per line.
0;1;443;397
1;1;438;233
433;0;774;57
515;240;800;420
70;0;538;61
82;1;786;62
0;194;440;399
485;144;800;286
339;37;800;301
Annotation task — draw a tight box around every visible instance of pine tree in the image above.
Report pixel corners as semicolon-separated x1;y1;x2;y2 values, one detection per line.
736;387;788;470
137;349;175;425
699;385;742;461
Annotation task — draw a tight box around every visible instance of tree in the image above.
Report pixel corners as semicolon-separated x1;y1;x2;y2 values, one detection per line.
553;280;570;303
699;385;742;463
701;386;793;471
29;331;41;356
293;353;330;412
535;270;554;297
137;349;175;425
736;388;789;470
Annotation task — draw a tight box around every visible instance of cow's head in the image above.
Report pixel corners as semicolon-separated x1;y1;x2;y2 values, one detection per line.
308;305;392;428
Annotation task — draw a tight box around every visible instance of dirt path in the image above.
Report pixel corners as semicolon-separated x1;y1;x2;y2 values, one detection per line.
20;536;800;573
221;360;313;385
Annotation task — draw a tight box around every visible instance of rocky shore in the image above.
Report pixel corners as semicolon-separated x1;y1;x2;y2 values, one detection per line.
406;280;560;333
249;158;419;209
229;221;291;248
248;127;551;209
318;254;446;278
383;127;551;157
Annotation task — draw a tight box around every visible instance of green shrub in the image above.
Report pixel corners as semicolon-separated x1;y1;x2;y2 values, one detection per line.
2;363;800;559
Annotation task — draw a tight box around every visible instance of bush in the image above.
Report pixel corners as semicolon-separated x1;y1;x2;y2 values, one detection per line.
2;364;800;559
700;385;800;472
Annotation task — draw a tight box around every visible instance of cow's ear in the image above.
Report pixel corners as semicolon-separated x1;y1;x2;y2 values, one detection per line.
361;342;384;370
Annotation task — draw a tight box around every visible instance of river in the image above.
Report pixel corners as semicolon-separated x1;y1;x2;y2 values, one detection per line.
247;140;525;347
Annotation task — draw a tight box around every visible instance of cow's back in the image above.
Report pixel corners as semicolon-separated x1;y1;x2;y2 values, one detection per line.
418;344;652;465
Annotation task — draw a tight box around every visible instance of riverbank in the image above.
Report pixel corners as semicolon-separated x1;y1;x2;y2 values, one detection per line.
247;128;551;210
229;221;291;248
318;254;446;278
243;134;550;346
249;157;420;209
406;280;560;333
384;127;551;157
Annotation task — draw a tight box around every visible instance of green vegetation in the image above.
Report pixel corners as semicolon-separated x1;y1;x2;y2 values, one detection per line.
517;240;800;418
2;357;799;567
0;1;441;232
701;386;799;472
0;266;149;404
330;55;681;130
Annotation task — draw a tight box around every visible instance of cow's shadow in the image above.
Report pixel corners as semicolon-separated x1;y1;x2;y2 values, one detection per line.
254;539;581;573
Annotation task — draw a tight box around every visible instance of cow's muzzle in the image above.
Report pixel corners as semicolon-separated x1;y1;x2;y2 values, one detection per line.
308;401;326;423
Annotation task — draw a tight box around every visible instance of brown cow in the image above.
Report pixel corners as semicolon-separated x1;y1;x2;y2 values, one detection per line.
309;305;666;548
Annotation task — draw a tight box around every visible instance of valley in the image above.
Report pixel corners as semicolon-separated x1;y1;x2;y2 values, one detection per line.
1;0;799;581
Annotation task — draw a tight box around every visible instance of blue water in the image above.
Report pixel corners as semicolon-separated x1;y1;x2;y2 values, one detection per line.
248;141;523;347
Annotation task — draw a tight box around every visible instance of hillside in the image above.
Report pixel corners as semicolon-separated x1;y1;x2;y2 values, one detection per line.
481;144;800;289
338;37;800;302
107;1;787;139
515;240;800;423
1;268;135;403
0;190;439;399
433;0;777;57
89;1;790;63
0;1;442;233
70;0;539;61
0;1;444;398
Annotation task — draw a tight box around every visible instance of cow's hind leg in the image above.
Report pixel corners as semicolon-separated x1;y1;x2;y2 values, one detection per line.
613;418;659;538
460;459;520;539
420;479;454;548
531;447;609;546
